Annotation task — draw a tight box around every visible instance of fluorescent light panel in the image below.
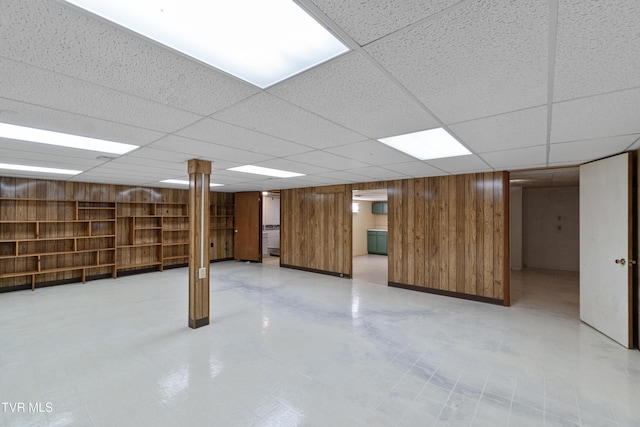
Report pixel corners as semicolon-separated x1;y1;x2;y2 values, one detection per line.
0;163;82;175
227;165;304;178
161;179;224;187
64;0;349;88
0;123;138;155
378;128;471;161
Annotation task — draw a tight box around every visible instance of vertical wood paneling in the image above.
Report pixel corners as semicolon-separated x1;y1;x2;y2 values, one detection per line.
475;175;485;296
414;178;426;287
455;175;466;294
448;176;458;293
483;173;494;298
388;172;509;304
280;186;352;277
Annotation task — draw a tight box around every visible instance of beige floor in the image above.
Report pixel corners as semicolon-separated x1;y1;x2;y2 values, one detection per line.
353;254;389;285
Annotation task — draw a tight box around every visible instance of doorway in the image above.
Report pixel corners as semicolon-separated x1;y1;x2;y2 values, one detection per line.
261;191;280;267
352;189;388;285
509;167;580;316
234;191;262;262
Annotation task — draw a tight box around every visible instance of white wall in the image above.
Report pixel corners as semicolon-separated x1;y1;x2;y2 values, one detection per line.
262;194;280;250
510;187;523;270
523;186;579;271
352;201;375;256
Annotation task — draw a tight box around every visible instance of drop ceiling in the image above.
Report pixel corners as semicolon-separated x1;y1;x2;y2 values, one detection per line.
1;0;639;192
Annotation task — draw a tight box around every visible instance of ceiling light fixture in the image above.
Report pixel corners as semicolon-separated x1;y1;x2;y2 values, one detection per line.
161;179;224;187
64;0;349;89
378;128;471;161
0;162;82;175
0;122;138;155
227;165;305;178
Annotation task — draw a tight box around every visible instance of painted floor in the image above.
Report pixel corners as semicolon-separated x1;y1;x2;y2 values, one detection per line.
1;262;638;426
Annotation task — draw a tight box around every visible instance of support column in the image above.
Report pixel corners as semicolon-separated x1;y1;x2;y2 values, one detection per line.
188;159;211;329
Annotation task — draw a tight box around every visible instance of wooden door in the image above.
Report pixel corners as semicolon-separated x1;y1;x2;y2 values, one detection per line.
234;191;261;262
580;153;634;348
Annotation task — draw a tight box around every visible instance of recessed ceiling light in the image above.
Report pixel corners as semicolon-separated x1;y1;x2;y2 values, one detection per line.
227;165;305;178
0;163;82;175
0;122;138;155
64;0;349;88
160;179;224;187
378;128;471;161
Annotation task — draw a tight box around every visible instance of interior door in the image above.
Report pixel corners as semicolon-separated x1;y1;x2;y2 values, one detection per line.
580;153;633;348
234;191;262;262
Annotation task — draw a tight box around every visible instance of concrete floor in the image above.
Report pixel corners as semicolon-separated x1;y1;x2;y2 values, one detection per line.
1;263;638;426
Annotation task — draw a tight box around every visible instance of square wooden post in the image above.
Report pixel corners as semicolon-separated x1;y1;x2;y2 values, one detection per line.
188;159;211;329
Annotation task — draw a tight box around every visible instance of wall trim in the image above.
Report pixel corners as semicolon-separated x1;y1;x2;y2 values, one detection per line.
0;274;113;293
280;263;350;279
388;282;505;306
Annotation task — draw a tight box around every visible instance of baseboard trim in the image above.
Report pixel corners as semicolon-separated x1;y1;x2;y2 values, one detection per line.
280;264;350;279
388;282;505;306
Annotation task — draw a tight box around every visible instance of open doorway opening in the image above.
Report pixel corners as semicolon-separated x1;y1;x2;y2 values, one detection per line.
352;189;388;285
509;167;580;317
262;191;280;267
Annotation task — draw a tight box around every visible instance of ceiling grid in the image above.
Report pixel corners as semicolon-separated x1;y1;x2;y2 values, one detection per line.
0;0;638;190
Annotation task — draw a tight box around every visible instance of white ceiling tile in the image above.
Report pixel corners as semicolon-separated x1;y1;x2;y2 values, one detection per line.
0;140;104;161
551;88;640;143
554;0;640;101
380;161;444;177
0;98;163;146
212;93;365;149
83;166;170;179
308;0;461;45
253;158;332;175
283;150;370;170
127;147;197;164
481;146;547;170
0;170;77;181
70;174;153;185
107;158;185;174
366;0;548;123
149;135;272;164
0;58;202;133
0;0;259;115
450;106;547;153
325;140;417;166
0;148;102;170
426;155;491;173
314;171;372;183
268;52;439;138
549;135;638;164
344;166;410;180
177;119;313;158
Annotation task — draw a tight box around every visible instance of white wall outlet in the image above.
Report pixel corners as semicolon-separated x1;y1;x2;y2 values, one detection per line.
198;267;207;279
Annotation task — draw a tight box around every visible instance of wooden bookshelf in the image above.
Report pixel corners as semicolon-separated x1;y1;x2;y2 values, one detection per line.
0;179;235;292
210;193;235;260
0;199;116;290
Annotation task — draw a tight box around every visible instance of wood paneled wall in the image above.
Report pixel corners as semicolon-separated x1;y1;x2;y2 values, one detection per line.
281;185;352;277
388;172;509;304
280;173;510;305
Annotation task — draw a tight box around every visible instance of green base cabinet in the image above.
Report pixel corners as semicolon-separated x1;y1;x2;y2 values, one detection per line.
367;230;388;255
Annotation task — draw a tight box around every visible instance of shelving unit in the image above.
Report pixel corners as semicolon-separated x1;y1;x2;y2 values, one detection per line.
159;203;190;267
0;191;233;292
116;201;191;274
0;199;116;290
210;199;234;260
